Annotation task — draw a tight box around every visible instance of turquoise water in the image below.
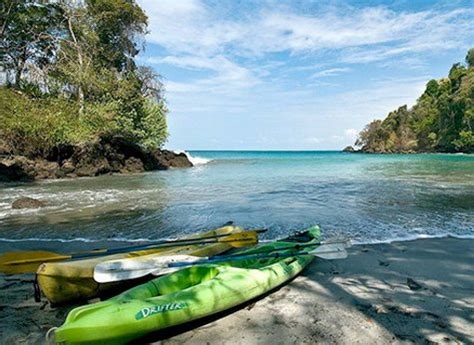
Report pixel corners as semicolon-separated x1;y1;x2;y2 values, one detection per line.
0;151;473;245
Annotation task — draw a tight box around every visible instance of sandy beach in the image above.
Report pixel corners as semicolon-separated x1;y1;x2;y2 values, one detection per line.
1;237;472;344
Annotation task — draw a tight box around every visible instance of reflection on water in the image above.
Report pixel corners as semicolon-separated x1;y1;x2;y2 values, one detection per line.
0;152;473;244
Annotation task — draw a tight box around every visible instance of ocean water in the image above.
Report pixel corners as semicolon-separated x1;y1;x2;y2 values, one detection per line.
0;151;473;246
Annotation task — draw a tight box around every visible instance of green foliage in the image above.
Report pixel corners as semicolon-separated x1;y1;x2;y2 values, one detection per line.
0;0;168;155
466;48;474;68
1;1;63;86
0;88;116;156
85;0;148;71
452;131;474;151
356;49;474;153
137;100;168;149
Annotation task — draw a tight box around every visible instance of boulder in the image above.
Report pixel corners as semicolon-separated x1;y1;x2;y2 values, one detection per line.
150;149;193;169
342;146;355;152
12;197;46;209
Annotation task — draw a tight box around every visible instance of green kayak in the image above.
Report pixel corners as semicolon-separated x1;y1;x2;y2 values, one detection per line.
52;226;321;344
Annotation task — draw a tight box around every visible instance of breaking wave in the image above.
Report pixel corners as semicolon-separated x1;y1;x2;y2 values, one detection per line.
174;151;212;165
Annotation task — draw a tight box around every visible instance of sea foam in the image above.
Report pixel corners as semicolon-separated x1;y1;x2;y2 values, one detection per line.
173;150;212;165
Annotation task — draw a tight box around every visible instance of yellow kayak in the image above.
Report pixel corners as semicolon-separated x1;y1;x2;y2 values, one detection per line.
36;225;243;305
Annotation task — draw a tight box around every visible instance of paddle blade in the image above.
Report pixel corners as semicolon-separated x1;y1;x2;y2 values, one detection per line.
0;251;69;274
323;237;352;248
309;243;348;260
219;231;259;247
311;249;348;260
94;254;203;283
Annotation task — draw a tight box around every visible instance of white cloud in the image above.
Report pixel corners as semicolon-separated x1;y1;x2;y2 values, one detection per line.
138;1;473;60
135;1;474;149
311;68;351;79
145;54;259;93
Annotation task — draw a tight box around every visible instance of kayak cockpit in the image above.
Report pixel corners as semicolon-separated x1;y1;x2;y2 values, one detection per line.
119;265;221;300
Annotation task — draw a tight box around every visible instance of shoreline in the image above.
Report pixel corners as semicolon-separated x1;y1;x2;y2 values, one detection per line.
1;236;473;344
1;232;474;247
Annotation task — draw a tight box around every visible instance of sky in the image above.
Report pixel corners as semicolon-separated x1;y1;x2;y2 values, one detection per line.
136;0;474;150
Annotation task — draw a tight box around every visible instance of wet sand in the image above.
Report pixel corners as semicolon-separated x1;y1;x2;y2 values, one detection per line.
1;237;473;344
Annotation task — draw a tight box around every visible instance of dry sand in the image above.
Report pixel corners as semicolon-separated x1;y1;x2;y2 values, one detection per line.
1;237;473;344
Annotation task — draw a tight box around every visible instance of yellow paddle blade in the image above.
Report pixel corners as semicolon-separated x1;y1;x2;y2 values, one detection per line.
0;251;71;275
218;231;259;247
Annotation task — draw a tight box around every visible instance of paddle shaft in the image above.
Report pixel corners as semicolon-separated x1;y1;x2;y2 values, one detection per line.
3;230;265;266
94;239;349;283
168;247;344;268
78;228;266;257
208;239;348;261
212;241;321;258
168;241;343;267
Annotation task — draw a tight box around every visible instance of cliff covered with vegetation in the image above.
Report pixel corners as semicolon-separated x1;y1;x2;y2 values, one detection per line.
1;0;167;155
0;1;191;181
355;49;474;153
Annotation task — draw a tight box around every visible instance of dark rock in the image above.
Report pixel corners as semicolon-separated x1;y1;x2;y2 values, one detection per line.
60;159;75;174
75;157;111;177
108;136;147;161
342;146;355;152
120;157;145;173
45;144;75;162
151;149;193;169
406;278;423;291
0;156;36;181
0;139;12;156
34;160;60;180
0;136;193;181
12;197;46;209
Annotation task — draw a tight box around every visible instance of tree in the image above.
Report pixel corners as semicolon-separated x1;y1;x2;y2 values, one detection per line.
355;49;474;153
85;0;148;72
1;1;63;87
1;0;169;152
466;48;474;68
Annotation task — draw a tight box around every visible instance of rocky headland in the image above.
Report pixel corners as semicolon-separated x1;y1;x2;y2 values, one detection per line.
349;50;473;154
0;136;192;182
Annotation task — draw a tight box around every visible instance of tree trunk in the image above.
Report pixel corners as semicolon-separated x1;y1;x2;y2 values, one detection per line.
66;11;84;114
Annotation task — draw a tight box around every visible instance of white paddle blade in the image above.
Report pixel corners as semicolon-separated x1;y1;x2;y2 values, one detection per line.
323;237;352;248
311;249;348;260
309;243;348;260
93;254;203;283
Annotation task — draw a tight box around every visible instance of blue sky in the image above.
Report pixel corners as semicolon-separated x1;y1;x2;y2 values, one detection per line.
137;0;474;150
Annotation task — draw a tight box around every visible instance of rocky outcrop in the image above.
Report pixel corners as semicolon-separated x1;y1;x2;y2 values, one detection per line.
342;146;355;152
12;197;46;209
0;138;12;156
0;136;193;182
151;149;193;168
0;156;37;181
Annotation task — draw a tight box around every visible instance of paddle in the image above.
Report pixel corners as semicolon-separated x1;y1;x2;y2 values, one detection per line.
93;240;349;283
0;230;266;275
167;242;348;268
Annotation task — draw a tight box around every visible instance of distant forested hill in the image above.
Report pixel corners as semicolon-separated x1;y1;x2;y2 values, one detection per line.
355;49;474;153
